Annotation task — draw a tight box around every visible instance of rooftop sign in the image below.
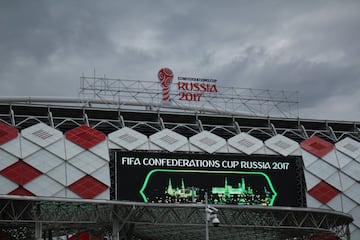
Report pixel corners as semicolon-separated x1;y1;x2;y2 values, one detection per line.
79;72;299;118
177;77;218;102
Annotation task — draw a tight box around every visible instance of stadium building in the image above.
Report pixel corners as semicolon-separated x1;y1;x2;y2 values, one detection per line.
0;70;358;240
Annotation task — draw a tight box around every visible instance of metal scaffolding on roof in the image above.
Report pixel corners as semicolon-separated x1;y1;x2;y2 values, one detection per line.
79;75;299;118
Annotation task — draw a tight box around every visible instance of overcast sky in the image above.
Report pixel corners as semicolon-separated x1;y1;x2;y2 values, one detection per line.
1;1;359;121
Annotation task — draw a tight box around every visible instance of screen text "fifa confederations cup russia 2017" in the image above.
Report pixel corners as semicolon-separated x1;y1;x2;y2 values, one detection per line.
120;156;290;170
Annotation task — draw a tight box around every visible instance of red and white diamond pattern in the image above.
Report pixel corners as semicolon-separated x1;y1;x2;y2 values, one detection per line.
0;123;109;200
301;136;360;238
0;122;359;238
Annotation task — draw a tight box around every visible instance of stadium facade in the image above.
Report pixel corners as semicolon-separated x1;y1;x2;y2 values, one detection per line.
0;73;359;240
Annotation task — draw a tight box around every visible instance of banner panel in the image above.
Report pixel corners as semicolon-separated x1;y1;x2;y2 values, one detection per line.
111;152;302;207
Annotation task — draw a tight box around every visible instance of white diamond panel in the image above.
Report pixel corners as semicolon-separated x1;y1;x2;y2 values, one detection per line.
307;159;337;180
326;171;355;192
304;170;321;190
327;194;343;212
64;139;85;159
343;183;360;204
0;175;18;194
350;206;360;228
228;133;263;155
264;135;299;156
53;188;66;198
91;165;110;186
302;149;319;168
0;149;18;171
66;189;82;198
350;224;360;239
322;150;339;168
46;163;66;185
341;195;358;213
88;141;110;161
108;127;148;151
324;172;342;191
0;137;21;158
336;137;360;159
342;161;360;181
306;193;322;208
22;123;63;148
24;150;63;173
189;131;226;154
150;129;188;152
68;151;107;175
336;151;353;169
339;172;357;191
46;140;66;159
66;163;86;186
24;175;63;197
20;138;41;158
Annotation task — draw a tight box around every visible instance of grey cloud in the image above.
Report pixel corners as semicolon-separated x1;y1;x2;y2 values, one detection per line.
0;1;359;121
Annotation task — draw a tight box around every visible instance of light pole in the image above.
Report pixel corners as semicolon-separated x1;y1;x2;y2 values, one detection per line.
205;192;220;240
205;192;209;240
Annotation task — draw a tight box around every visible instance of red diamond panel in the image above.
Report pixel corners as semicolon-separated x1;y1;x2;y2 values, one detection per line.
0;160;42;185
300;136;334;158
68;232;102;240
65;125;106;149
68;175;107;199
0;122;18;145
9;186;34;196
308;180;340;204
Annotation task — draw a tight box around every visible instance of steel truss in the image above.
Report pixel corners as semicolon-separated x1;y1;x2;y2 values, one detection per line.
0;196;353;240
79;75;299;118
0;101;359;144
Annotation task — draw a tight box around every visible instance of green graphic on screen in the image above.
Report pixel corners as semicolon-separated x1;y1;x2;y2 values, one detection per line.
139;169;277;206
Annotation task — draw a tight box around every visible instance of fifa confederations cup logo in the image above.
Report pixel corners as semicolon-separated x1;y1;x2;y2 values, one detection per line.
157;67;174;101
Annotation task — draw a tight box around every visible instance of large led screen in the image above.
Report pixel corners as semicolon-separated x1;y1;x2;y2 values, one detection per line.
111;151;303;207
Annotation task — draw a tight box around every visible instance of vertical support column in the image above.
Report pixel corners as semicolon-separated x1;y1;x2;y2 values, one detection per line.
112;205;136;240
112;206;120;240
34;222;42;240
345;224;351;240
48;229;52;240
35;204;42;240
112;218;120;240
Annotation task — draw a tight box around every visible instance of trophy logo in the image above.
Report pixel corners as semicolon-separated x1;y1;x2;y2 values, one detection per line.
157;68;174;102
